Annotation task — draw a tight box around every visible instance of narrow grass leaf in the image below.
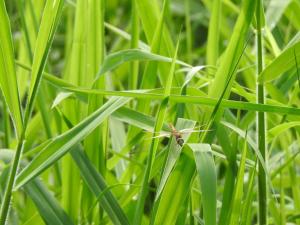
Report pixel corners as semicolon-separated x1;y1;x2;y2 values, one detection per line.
23;0;64;127
206;0;221;65
0;0;23;138
95;49;189;82
268;122;300;140
16;63;300;116
228;137;248;225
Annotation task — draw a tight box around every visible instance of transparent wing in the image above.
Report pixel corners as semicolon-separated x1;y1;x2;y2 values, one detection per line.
180;129;211;134
144;131;171;140
151;132;170;139
179;124;208;133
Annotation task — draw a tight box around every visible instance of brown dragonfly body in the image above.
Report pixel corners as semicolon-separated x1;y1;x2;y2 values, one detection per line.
169;124;185;146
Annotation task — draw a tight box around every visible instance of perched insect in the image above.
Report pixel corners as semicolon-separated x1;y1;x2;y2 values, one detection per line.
150;123;208;147
168;123;185;146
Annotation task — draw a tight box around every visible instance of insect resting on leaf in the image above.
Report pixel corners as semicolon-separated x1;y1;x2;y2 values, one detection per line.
149;123;208;147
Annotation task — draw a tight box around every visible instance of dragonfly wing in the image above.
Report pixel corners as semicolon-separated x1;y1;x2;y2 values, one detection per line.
179;124;208;132
152;132;170;139
180;129;210;134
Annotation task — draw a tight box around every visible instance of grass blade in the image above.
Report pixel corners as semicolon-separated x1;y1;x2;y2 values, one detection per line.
259;41;300;83
228;136;248;225
70;147;130;225
256;1;267;224
95;49;189;82
23;0;64;127
15;97;130;189
133;33;180;225
24;180;74;225
190;144;217;225
0;0;23;138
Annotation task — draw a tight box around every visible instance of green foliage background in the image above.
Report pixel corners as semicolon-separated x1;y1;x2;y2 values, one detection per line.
0;0;300;224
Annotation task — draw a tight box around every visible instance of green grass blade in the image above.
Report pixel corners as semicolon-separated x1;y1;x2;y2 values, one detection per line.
23;0;64;128
240;161;257;225
135;0;174;58
228;136;248;225
268;122;300;141
70;147;130;225
259;40;300;83
16;62;300;116
154;119;196;200
15;97;130;189
129;0;139;90
208;0;256;100
82;0;106;222
190;144;217;225
0;150;74;225
95;49;189;82
206;0;221;65
0;0;23;138
0;1;64;224
133;35;179;225
24;180;74;225
152;153;195;225
256;1;267;224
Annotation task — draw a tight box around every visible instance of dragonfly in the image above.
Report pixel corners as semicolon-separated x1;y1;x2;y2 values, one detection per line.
149;123;208;147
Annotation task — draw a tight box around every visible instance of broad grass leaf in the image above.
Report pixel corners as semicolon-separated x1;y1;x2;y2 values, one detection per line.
70;147;130;225
189;144;217;225
24;180;74;225
152;153;195;225
15;97;130;189
155;118;196;200
259;41;300;83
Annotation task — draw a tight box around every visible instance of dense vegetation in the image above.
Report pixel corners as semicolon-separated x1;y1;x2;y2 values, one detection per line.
0;0;300;224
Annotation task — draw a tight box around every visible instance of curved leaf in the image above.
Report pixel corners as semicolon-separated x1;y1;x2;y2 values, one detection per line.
268;121;300;140
95;49;190;82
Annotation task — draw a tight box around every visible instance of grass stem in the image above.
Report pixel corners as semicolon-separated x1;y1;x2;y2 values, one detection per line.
256;1;267;224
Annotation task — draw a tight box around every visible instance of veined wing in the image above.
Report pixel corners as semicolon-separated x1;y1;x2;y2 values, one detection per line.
179;128;210;134
151;132;171;139
179;124;208;133
143;130;171;139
